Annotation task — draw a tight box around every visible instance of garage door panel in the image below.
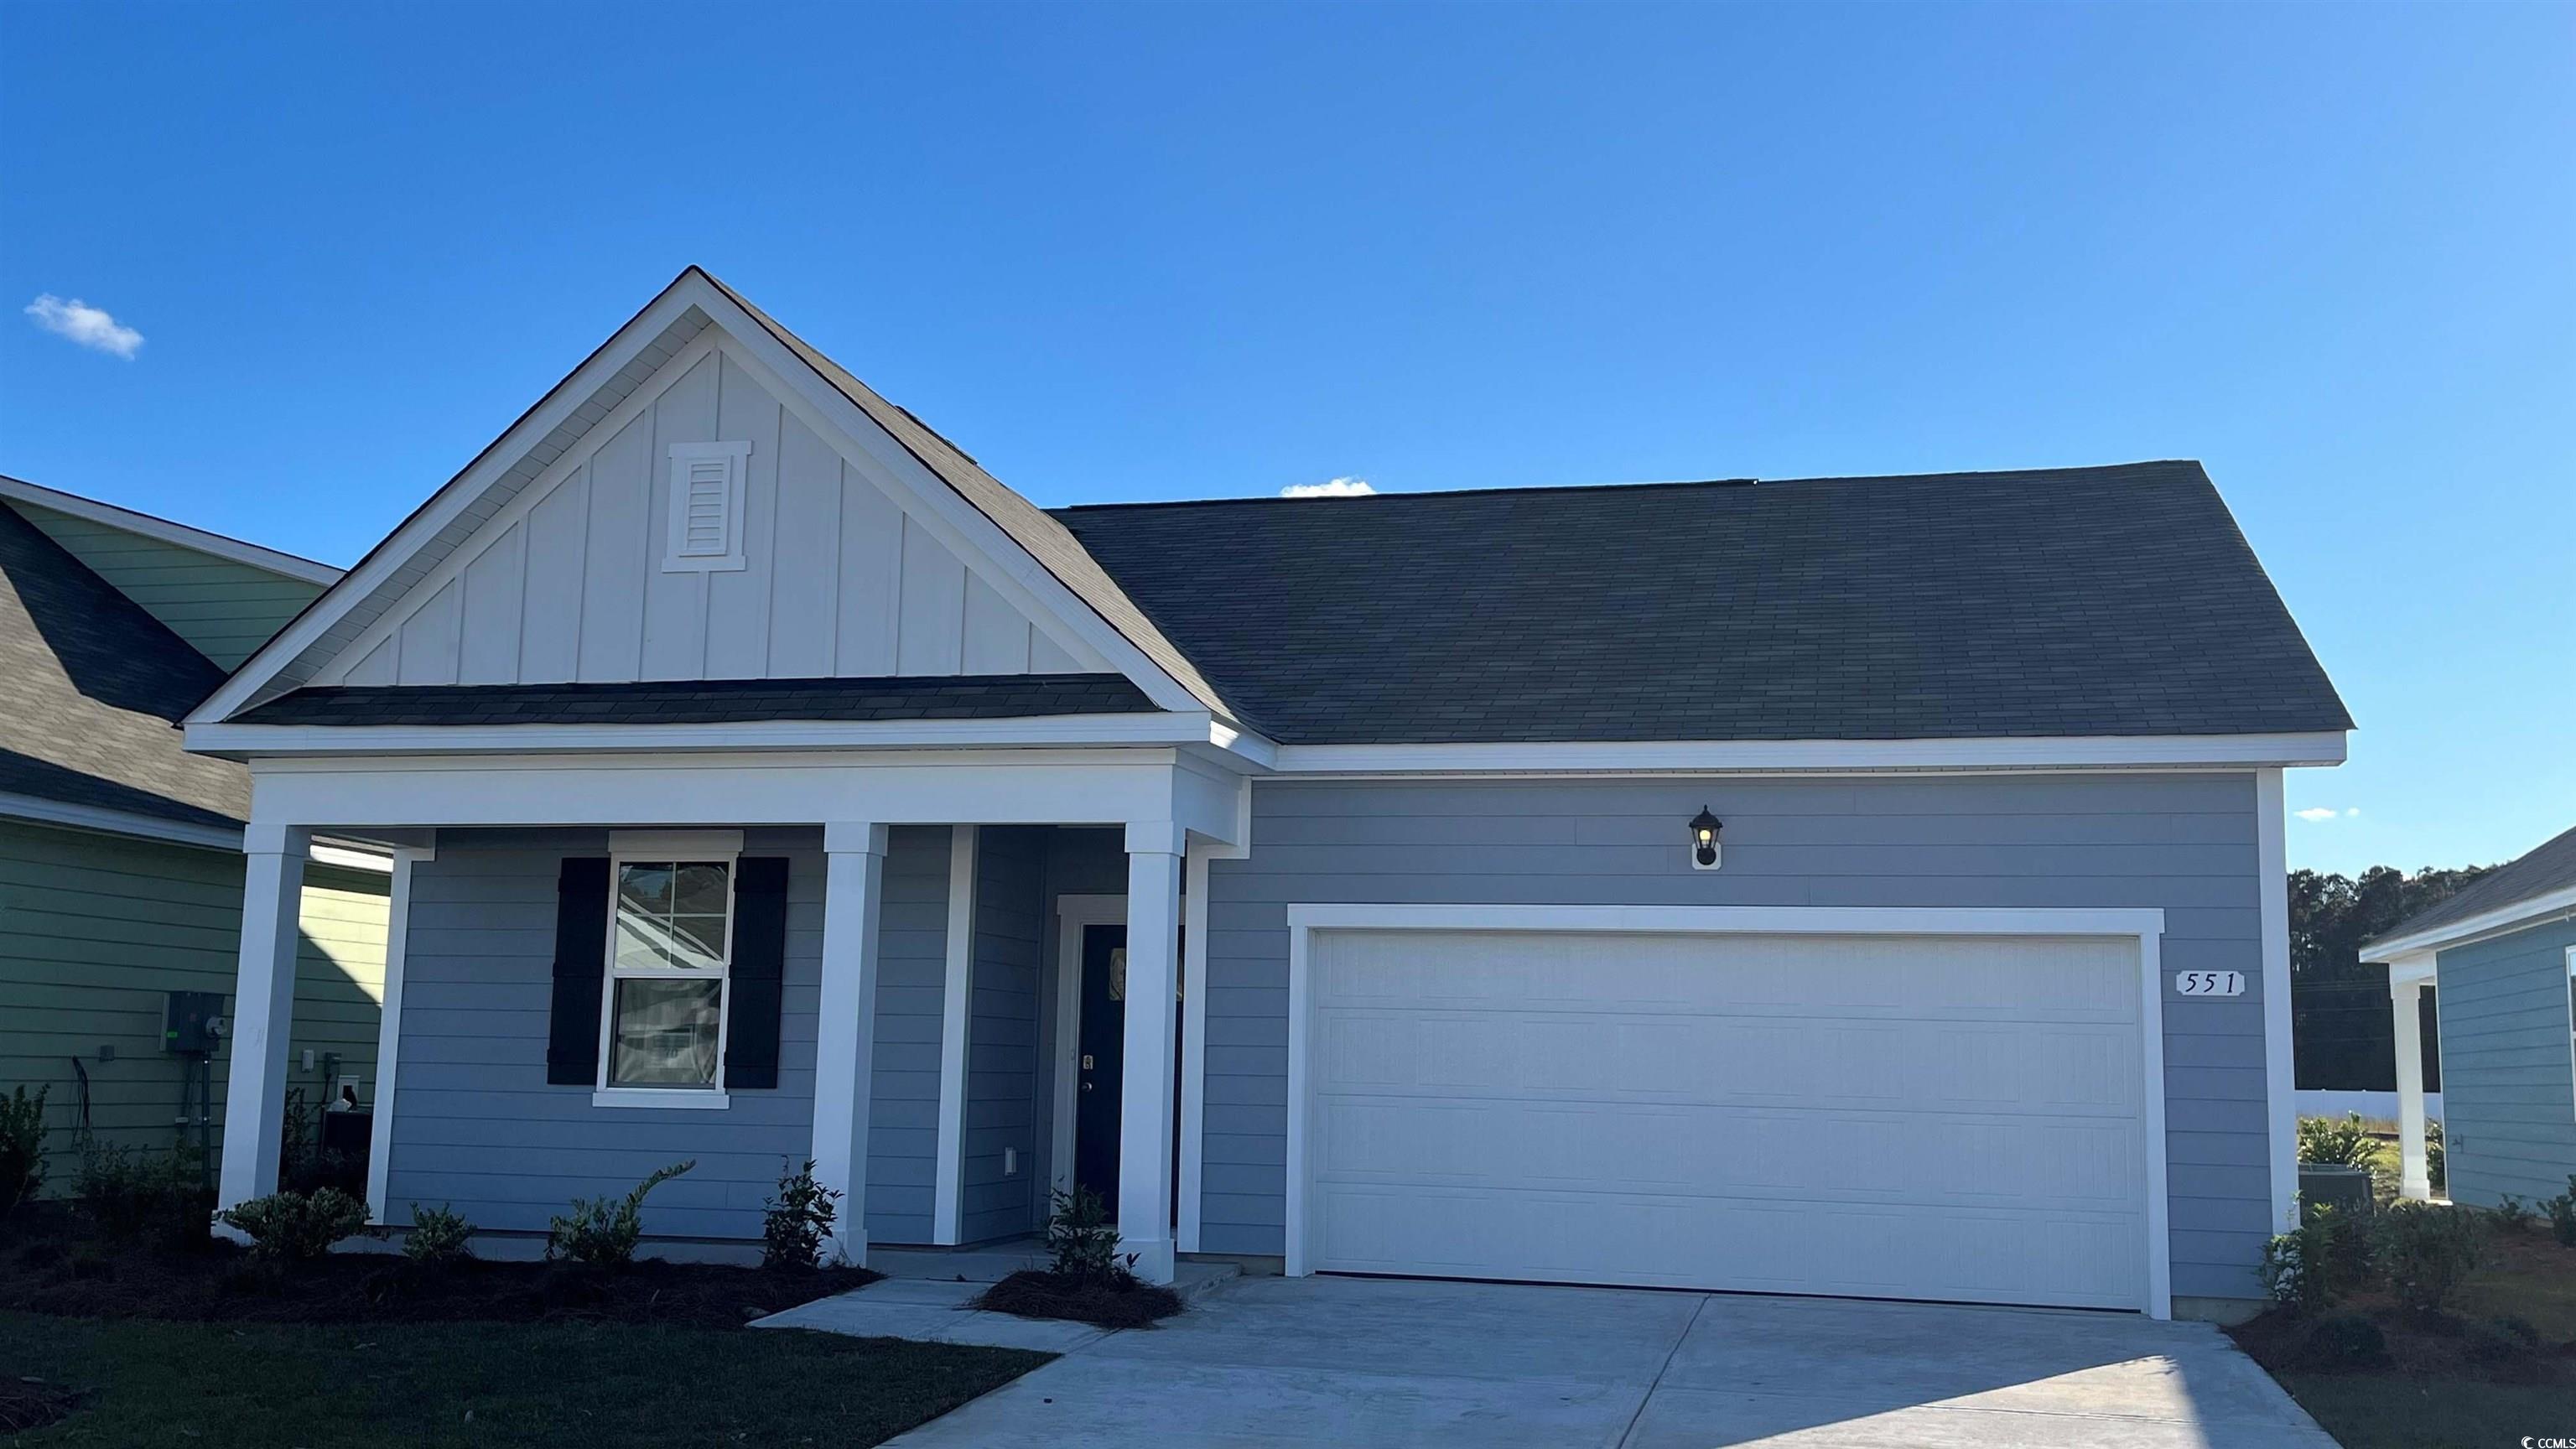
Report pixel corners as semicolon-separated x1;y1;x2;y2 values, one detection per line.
1318;1011;2139;1114
1317;1185;2142;1309
1317;930;2137;1021
1319;1099;2142;1207
1304;927;2152;1311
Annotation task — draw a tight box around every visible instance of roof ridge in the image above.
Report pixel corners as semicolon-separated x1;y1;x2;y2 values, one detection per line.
1051;460;2208;514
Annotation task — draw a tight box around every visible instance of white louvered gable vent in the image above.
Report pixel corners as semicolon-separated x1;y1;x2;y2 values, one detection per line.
664;441;751;572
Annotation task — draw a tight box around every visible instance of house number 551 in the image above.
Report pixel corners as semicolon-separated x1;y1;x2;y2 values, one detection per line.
2174;970;2246;997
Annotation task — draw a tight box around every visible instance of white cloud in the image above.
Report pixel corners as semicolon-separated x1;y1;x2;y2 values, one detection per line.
1281;476;1374;498
24;293;143;358
2293;807;2364;823
2293;808;2337;822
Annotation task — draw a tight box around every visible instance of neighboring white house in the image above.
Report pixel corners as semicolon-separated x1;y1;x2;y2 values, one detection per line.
181;267;2353;1322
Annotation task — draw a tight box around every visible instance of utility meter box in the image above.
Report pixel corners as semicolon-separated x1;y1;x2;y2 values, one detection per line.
164;991;226;1054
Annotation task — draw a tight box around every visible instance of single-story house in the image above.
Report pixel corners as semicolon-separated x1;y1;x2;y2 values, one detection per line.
2366;823;2576;1205
0;474;391;1190
182;267;2351;1322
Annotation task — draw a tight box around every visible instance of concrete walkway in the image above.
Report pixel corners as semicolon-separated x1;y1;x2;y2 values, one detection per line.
859;1275;2338;1448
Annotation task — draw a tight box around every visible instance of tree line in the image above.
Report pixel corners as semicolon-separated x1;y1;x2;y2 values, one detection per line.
2289;862;2493;1091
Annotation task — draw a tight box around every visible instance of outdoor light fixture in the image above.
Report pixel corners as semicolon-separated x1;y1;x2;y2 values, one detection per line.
1688;806;1723;870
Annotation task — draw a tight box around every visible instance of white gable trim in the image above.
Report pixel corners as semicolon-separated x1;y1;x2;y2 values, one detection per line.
0;475;341;586
189;282;710;724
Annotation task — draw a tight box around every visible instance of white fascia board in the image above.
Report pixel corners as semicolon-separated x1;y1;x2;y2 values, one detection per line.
185;283;709;727
2362;885;2576;962
239;749;1244;838
0;475;343;586
190;710;1234;759
2386;952;2438;990
1266;731;2349;776
686;283;1202;714
0;791;245;851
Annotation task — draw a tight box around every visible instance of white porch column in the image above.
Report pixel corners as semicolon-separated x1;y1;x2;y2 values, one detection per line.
1118;820;1185;1284
363;844;432;1223
813;823;888;1266
2392;970;2433;1201
216;823;310;1215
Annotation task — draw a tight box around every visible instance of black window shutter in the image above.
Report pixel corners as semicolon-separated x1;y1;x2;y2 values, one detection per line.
546;857;612;1085
724;857;790;1090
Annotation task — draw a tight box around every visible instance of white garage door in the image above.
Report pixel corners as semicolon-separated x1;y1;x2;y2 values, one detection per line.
1304;927;2152;1311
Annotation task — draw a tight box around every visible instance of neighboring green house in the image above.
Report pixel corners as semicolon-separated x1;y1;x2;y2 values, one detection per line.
0;474;390;1192
2367;823;2576;1208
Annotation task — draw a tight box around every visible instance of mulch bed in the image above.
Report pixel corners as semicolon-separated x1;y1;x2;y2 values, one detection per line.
2226;1230;2576;1387
0;1203;877;1330
972;1269;1183;1330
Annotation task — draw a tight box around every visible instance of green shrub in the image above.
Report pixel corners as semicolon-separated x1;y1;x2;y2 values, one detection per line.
2373;1200;2487;1317
1043;1185;1132;1285
547;1161;693;1266
760;1159;841;1270
2543;1177;2576;1248
77;1137;211;1248
2463;1315;2545;1380
2260;1203;2362;1313
2425;1119;2444;1194
217;1187;371;1262
2297;1113;2386;1171
0;1084;46;1219
402;1203;475;1265
2492;1195;2534;1234
2299;1313;2389;1369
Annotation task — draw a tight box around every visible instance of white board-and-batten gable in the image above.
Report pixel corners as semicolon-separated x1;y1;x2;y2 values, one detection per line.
311;333;1106;691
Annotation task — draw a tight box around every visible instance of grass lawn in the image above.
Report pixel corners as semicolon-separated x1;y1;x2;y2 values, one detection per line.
2243;1228;2576;1449
0;1311;1048;1447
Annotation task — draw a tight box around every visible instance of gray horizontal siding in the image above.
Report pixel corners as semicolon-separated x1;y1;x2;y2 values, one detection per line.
963;826;1044;1244
866;826;953;1244
387;826;949;1242
2435;917;2576;1207
1199;772;2278;1304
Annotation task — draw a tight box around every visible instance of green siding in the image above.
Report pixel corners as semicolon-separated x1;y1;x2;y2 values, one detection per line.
0;821;389;1195
2436;917;2576;1207
11;502;325;668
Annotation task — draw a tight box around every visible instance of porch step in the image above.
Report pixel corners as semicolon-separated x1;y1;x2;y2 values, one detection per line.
867;1239;1242;1299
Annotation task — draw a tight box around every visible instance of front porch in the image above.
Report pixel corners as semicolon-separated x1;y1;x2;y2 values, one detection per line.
211;749;1246;1284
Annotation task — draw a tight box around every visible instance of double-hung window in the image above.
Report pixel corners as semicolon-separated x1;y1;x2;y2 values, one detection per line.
600;853;736;1090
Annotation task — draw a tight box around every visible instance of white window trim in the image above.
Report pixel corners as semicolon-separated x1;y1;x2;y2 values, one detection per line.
662;440;750;573
593;841;740;1108
2566;945;2574;1122
1280;902;2174;1321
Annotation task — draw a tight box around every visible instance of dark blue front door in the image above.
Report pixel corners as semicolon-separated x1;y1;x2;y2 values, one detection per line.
1073;923;1126;1206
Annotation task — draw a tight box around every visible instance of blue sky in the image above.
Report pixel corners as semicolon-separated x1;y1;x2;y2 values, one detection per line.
2;3;2567;875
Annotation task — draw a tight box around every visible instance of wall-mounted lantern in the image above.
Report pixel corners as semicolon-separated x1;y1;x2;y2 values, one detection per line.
1689;806;1723;871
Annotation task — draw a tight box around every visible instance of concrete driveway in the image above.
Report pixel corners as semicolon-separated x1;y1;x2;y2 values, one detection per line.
884;1276;2336;1448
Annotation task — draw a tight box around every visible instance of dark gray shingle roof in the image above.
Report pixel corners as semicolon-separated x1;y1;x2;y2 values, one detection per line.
1052;461;2353;745
234;674;1159;728
2371;823;2576;948
0;501;248;830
